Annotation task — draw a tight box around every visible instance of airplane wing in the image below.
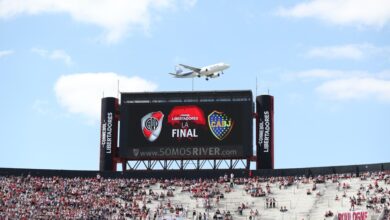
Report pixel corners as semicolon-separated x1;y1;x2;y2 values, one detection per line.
206;71;222;78
179;64;201;72
169;71;197;78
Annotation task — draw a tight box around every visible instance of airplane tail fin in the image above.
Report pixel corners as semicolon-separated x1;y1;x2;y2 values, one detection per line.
168;65;184;77
175;65;184;74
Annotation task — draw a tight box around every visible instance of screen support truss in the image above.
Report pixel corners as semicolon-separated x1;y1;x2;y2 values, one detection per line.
123;159;249;170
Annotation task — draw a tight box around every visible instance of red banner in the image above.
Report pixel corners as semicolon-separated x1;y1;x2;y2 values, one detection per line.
338;211;368;220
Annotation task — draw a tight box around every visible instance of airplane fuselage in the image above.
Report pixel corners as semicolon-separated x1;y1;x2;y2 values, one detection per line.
199;63;229;76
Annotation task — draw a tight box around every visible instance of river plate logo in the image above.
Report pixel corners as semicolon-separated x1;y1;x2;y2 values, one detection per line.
208;111;234;141
141;111;164;142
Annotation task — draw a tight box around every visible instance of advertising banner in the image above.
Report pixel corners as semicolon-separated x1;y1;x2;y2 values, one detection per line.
338;211;368;220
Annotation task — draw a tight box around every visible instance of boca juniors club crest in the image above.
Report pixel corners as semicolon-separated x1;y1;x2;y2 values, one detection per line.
141;111;164;142
208;111;234;141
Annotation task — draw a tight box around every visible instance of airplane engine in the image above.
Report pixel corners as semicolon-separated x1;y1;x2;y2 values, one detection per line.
210;72;221;78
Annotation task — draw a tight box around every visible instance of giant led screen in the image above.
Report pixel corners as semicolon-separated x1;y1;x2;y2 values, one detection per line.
119;93;253;159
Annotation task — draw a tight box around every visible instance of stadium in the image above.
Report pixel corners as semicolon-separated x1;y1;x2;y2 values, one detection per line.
1;90;389;220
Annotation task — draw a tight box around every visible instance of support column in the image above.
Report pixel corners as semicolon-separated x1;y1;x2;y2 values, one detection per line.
99;97;119;171
256;95;274;169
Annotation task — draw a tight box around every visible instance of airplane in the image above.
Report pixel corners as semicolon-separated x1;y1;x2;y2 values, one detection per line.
169;62;230;80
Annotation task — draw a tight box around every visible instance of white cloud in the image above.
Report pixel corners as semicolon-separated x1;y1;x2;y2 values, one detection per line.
307;45;363;60
307;44;388;60
277;0;390;28
31;48;47;57
31;48;73;65
316;77;390;102
0;0;196;43
54;73;157;120
295;69;351;79
293;69;390;81
282;69;366;82
0;50;14;58
284;69;390;102
50;50;73;65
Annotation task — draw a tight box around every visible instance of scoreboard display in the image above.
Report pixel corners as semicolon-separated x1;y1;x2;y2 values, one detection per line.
119;91;253;160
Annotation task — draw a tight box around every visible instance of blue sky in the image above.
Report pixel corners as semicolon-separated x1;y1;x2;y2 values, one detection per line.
0;0;389;170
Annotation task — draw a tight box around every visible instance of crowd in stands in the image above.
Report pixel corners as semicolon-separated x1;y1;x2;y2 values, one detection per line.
0;171;389;219
0;175;156;219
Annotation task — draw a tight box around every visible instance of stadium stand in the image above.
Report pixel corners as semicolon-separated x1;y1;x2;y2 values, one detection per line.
0;163;389;220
